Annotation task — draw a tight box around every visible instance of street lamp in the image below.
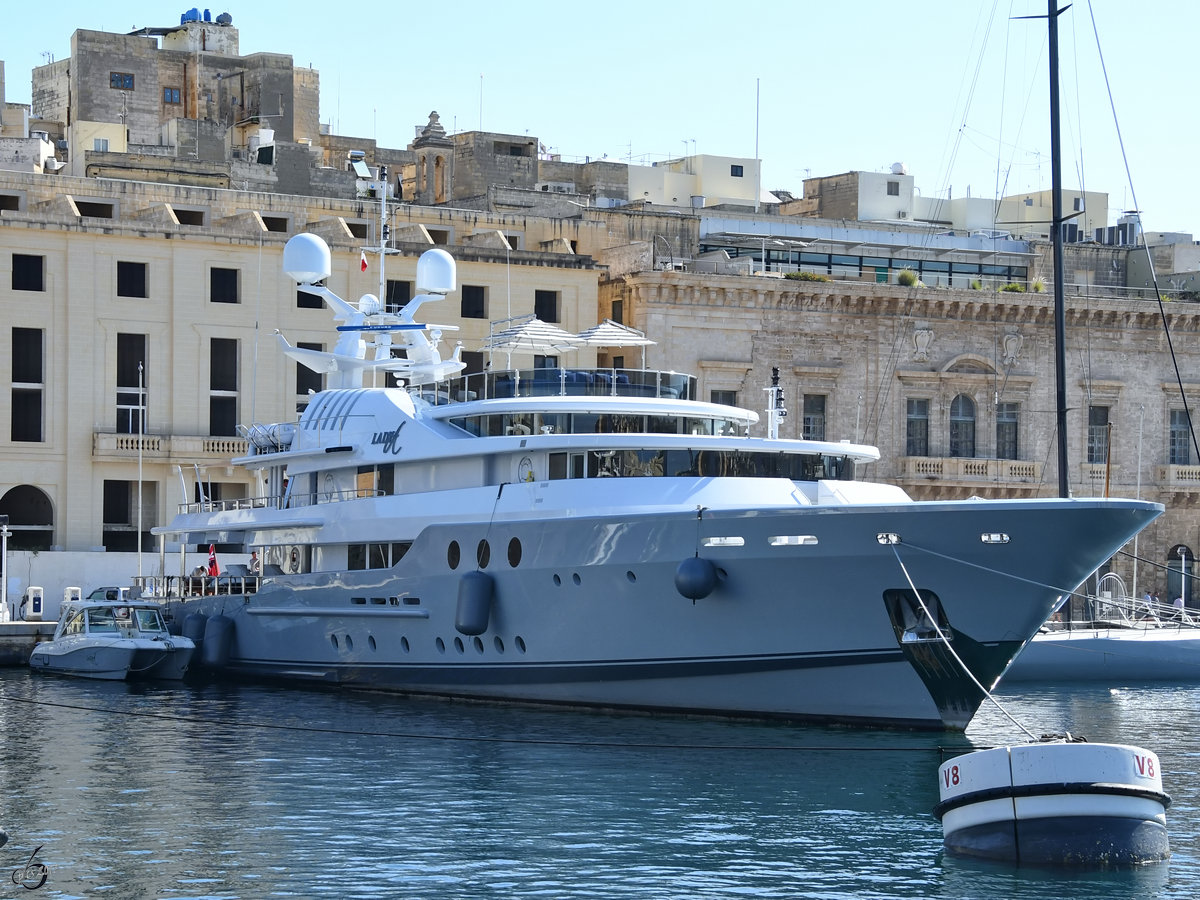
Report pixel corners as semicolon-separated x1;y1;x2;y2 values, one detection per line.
0;514;9;623
1180;546;1190;608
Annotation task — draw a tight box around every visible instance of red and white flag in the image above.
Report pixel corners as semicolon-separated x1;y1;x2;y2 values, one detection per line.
360;251;368;272
207;543;220;577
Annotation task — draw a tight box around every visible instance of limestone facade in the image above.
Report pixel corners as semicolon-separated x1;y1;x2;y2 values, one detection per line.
601;270;1200;599
0;171;600;560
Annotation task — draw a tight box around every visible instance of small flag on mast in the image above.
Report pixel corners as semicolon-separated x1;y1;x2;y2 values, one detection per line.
207;544;220;577
360;251;368;272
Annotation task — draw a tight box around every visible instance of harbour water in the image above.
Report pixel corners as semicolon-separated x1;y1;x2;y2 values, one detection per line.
0;669;1196;899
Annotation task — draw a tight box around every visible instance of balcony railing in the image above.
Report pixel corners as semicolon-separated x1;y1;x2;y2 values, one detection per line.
93;432;249;461
1156;464;1200;488
899;456;1042;483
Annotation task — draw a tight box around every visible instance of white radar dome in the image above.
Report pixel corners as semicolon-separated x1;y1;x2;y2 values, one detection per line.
416;248;456;295
358;293;381;316
283;233;332;284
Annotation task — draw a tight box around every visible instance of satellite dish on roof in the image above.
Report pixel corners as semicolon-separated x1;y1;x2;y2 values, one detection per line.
891;162;907;175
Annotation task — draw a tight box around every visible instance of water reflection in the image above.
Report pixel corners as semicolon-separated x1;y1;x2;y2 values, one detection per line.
0;671;1196;898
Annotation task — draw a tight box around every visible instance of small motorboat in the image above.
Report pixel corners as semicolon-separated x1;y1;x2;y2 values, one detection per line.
29;597;195;681
935;738;1171;866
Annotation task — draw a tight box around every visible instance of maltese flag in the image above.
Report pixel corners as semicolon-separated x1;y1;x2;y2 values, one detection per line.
360;251;368;272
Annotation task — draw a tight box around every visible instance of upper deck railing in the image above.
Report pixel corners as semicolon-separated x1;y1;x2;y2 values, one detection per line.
413;367;698;406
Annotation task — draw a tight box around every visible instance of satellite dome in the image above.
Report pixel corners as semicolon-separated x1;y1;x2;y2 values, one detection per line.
358;293;381;316
417;248;456;295
283;233;331;284
890;162;908;176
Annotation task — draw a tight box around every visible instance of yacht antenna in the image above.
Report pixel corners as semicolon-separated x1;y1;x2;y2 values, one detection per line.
764;367;787;440
378;165;389;306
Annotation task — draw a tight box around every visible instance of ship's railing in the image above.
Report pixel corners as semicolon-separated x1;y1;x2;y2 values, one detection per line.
179;495;280;515
414;367;697;406
1046;592;1199;630
135;573;262;599
178;487;385;514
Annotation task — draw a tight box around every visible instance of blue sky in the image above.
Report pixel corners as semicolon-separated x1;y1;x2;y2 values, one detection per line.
4;1;1196;232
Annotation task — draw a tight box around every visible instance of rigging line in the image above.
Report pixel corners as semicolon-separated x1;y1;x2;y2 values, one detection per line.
898;538;1096;604
862;302;911;448
888;543;1036;741
925;0;1002;239
1086;0;1200;464
0;693;965;753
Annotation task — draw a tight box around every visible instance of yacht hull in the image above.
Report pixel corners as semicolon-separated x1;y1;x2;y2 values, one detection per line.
167;494;1159;729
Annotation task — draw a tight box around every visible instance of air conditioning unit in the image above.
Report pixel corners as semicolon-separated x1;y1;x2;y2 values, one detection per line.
898;210;908;219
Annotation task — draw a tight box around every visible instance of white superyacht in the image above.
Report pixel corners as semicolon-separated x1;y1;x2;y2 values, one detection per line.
148;233;1161;729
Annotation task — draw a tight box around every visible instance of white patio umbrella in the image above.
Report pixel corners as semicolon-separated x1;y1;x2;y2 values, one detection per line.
480;314;583;369
576;319;656;368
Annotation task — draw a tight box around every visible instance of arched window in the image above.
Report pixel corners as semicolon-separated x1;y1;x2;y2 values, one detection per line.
0;485;54;550
949;394;976;458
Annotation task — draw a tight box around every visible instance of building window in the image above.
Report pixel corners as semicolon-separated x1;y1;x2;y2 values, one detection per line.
803;394;827;441
11;327;44;442
296;342;323;411
163;87;181;104
906;399;929;457
12;254;44;292
461;285;486;319
730;165;744;178
385;279;412;314
1073;197;1083;212
611;299;624;324
1087;405;1110;464
117;261;148;298
534;290;560;323
102;479;153;552
110;72;134;90
93;138;110;152
996;402;1019;461
297;288;323;310
116;334;147;434
460;350;484;377
210;267;239;303
711;390;737;407
949;394;976;458
887;181;900;196
210;338;239;436
1170;409;1191;465
533;355;558;370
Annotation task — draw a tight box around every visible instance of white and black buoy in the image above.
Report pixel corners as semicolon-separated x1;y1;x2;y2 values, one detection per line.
935;738;1171;866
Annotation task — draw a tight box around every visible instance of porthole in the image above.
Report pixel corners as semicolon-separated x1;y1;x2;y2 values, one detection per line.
572;573;581;586
626;570;636;583
508;537;522;568
330;634;339;650
401;636;410;653
515;636;527;653
493;636;505;653
345;635;354;650
553;574;562;586
477;539;491;568
368;635;377;652
454;636;465;654
473;636;484;654
447;540;461;569
436;637;446;653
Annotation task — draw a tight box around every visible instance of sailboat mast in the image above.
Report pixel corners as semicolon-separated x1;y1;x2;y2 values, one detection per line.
1049;0;1069;499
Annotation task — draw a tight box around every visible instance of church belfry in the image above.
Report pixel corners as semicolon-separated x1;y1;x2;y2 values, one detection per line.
412;111;453;205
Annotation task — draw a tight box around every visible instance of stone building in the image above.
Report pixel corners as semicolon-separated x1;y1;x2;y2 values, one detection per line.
599;220;1200;602
0;170;601;589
